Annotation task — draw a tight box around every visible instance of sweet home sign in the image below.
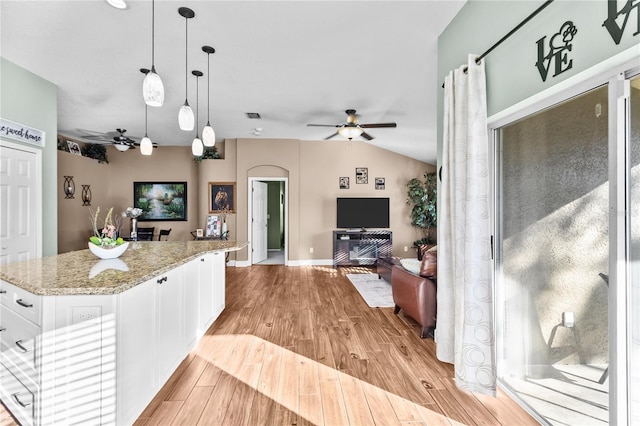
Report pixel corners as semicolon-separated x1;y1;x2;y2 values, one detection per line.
0;118;45;147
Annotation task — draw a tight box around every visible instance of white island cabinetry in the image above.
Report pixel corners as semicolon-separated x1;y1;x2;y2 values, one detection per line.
0;241;238;426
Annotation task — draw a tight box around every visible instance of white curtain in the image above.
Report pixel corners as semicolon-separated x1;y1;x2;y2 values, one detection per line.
437;54;495;396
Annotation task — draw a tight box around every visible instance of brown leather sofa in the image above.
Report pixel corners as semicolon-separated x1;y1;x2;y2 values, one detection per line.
391;249;437;339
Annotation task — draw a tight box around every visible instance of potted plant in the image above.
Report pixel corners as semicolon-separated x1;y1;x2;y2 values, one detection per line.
406;171;437;259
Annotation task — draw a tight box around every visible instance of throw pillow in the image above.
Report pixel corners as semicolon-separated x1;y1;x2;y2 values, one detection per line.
400;258;421;275
420;250;437;279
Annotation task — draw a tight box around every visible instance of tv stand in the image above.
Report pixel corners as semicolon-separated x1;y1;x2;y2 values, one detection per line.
333;230;392;267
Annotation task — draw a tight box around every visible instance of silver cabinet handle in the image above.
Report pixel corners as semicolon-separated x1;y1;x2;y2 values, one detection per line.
0;290;6;294
16;299;33;308
201;258;205;262
15;340;30;352
156;276;168;284
0;327;5;332
12;392;31;407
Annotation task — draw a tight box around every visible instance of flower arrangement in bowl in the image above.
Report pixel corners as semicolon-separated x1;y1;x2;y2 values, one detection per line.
88;207;129;259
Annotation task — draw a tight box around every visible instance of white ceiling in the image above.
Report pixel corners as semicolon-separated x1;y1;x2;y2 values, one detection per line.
1;0;466;164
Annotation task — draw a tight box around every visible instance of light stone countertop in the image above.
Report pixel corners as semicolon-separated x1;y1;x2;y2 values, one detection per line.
0;240;247;296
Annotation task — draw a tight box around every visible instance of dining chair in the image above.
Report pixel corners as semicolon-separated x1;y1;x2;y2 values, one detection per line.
137;227;155;241
158;229;172;241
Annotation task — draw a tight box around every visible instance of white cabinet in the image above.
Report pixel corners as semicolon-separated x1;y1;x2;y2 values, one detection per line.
1;251;227;425
183;259;200;349
197;252;226;334
211;252;226;320
156;266;184;383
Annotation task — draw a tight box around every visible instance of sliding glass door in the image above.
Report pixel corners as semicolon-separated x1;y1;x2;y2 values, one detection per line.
495;69;640;424
497;84;610;425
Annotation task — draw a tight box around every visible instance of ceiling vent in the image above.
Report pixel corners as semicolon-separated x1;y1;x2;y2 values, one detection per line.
245;112;261;119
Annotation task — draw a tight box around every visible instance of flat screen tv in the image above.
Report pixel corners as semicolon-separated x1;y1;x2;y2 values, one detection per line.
336;197;389;230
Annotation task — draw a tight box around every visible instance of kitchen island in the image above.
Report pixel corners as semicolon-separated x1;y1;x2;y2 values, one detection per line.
0;240;246;425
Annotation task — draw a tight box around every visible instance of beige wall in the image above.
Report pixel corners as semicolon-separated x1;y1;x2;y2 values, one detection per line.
57;137;434;262
58;146;199;253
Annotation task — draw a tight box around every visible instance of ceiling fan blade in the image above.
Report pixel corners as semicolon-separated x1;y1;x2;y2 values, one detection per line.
361;131;374;141
307;124;340;127
324;132;339;140
360;122;397;128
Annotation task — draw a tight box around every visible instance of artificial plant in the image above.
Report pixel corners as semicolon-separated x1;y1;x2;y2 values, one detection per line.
406;171;437;247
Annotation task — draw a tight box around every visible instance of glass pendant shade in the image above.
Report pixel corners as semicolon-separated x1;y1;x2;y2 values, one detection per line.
191;137;203;156
202;123;216;146
338;125;363;140
140;136;153;155
143;68;164;107
179;102;194;131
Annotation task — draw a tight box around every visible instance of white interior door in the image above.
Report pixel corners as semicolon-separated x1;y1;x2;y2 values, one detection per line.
252;181;268;263
0;144;38;265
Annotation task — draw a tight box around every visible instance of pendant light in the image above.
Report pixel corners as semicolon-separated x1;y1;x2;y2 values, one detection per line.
143;0;164;107
178;7;195;131
139;69;154;155
191;70;204;156
201;45;216;147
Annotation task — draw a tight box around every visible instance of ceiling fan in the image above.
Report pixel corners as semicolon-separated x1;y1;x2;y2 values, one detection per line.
62;128;155;152
307;109;397;140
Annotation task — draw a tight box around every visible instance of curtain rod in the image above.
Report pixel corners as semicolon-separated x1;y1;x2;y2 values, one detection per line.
442;0;555;88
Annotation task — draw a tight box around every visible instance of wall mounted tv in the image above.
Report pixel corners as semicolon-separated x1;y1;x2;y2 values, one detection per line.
336;197;390;230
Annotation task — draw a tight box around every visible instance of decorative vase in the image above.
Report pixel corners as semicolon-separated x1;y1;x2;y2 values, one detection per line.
221;221;227;236
88;242;129;260
131;218;138;240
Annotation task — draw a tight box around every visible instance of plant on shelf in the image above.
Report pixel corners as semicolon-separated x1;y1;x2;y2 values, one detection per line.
89;207;124;247
82;143;109;163
193;146;220;162
406;171;437;250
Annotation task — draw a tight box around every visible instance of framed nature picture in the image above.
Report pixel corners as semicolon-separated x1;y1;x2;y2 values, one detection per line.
133;181;187;221
339;176;349;189
356;167;368;184
375;177;385;190
209;182;236;213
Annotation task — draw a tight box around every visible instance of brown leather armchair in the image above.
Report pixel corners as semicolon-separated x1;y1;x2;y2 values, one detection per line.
391;264;437;339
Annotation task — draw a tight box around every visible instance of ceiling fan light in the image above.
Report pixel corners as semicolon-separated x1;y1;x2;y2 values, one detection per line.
192;137;204;156
338;126;363;140
114;143;130;152
143;69;164;107
202;124;216;147
179;103;194;131
106;0;127;9
140;136;153;155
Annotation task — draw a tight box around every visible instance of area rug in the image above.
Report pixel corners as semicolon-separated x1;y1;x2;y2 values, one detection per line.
346;274;394;308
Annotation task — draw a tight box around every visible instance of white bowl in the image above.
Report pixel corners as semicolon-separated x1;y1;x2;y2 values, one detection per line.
88;241;129;260
400;258;421;275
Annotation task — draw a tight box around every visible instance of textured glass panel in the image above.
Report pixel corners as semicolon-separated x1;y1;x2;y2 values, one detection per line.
498;85;609;425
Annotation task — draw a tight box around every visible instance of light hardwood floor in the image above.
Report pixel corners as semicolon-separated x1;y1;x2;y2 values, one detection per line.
136;264;538;426
0;265;539;425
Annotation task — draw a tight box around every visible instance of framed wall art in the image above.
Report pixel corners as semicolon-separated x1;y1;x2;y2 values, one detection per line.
355;167;368;184
67;141;82;156
133;181;187;221
375;177;385;190
339;176;349;189
209;182;236;213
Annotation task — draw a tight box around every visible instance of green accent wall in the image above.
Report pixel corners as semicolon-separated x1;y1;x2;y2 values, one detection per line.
437;0;639;152
267;181;284;249
0;57;58;256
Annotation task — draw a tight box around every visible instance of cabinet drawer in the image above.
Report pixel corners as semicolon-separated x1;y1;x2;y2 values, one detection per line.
0;362;35;426
0;281;41;326
0;308;40;377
